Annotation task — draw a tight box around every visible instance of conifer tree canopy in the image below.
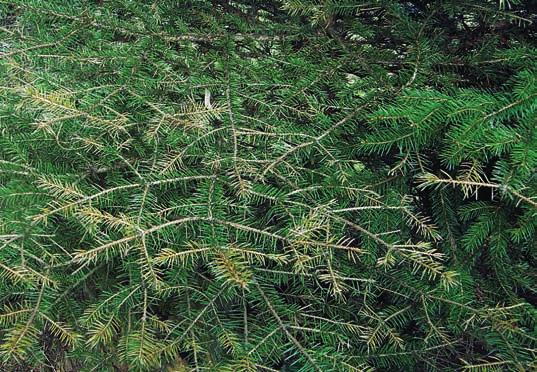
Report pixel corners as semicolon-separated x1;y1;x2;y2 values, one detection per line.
0;0;536;370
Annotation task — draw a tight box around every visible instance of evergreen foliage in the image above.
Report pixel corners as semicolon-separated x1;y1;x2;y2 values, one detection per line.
0;0;536;370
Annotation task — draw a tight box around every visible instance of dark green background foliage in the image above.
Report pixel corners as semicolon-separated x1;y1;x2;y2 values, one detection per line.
0;0;536;370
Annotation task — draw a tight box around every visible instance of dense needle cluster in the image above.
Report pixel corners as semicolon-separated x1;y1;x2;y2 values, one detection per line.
0;0;536;371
